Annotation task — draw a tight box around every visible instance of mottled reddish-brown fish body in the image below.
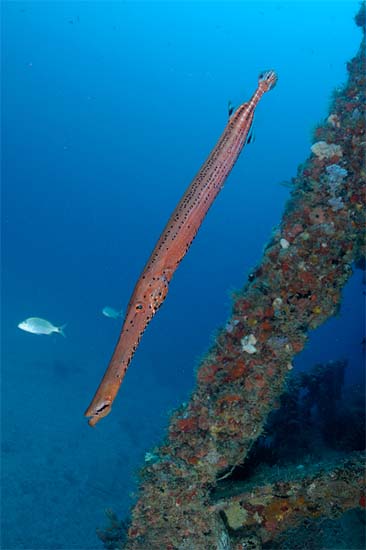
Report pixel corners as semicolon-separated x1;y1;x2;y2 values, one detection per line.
85;71;277;426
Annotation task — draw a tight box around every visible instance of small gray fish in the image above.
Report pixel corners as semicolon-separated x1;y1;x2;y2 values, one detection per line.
102;306;123;319
18;317;66;337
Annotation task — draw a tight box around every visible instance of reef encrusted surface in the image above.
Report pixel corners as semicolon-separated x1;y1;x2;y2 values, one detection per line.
213;452;365;544
122;11;365;550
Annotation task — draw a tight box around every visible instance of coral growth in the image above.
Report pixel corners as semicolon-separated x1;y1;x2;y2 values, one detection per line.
213;453;365;545
311;141;343;160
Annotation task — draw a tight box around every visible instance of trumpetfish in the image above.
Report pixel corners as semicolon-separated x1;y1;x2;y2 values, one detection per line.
85;70;277;426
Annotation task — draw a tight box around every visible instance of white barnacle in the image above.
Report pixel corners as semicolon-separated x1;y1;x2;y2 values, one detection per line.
241;334;257;354
272;297;283;309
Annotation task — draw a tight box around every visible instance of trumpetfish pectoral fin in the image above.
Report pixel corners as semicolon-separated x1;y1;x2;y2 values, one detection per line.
247;131;254;145
228;100;235;118
246;121;255;145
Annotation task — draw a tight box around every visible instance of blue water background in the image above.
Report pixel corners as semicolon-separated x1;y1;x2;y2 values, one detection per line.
2;2;363;548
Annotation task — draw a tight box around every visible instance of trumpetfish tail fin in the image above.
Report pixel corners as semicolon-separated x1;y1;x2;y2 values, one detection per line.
258;70;278;92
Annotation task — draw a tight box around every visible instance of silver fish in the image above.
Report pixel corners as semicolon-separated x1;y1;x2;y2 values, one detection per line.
18;317;66;337
102;306;123;320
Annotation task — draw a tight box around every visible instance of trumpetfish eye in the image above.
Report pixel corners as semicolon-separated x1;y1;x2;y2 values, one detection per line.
97;403;109;413
135;303;145;312
87;399;112;427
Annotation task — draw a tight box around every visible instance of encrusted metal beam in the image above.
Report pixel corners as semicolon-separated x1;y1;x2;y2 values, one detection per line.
213;453;365;546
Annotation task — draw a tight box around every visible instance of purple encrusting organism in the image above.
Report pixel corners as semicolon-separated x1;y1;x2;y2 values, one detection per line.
326;164;348;210
326;164;348;193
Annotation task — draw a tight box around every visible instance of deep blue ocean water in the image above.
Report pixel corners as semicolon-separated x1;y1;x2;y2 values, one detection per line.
2;2;364;548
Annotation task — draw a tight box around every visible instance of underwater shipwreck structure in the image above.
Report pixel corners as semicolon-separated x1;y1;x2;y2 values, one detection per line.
100;6;365;550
